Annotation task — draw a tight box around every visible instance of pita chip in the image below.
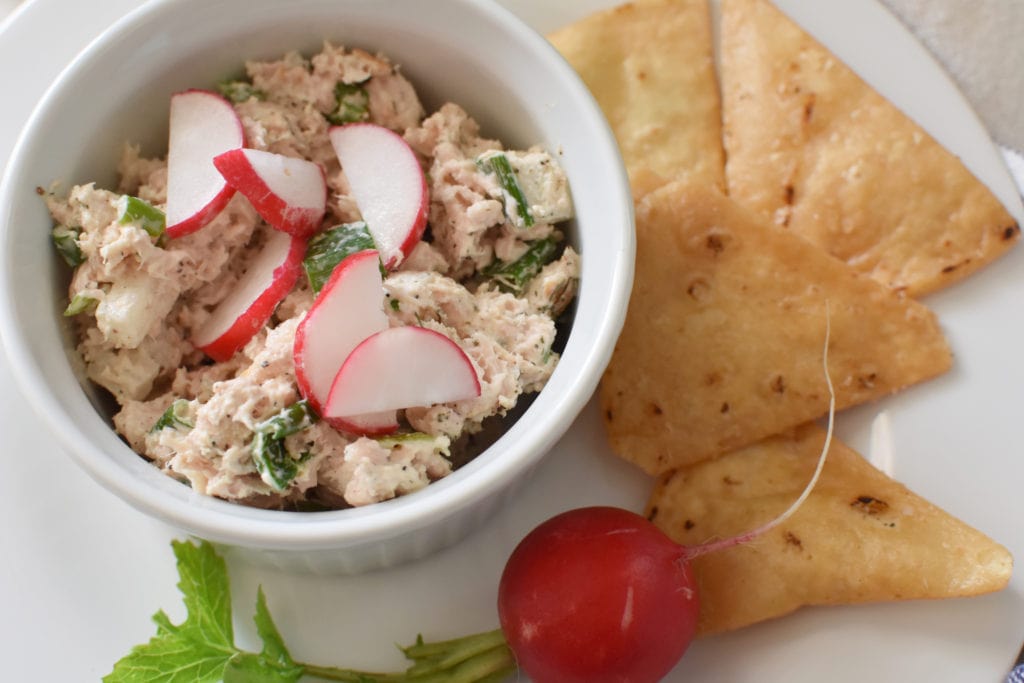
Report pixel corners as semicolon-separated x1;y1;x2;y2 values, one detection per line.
599;181;951;474
720;0;1019;296
549;0;725;191
646;423;1013;635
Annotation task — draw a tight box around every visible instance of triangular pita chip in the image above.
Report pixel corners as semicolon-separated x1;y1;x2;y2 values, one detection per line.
599;181;951;473
646;423;1013;636
549;0;724;191
720;0;1019;296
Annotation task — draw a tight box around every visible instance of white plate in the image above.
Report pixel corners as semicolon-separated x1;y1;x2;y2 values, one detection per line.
1;1;1022;680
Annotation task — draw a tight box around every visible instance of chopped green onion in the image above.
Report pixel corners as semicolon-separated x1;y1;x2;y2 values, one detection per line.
477;151;534;228
150;398;194;433
52;225;84;267
218;80;264;103
483;237;560;294
117;195;166;239
63;293;97;317
327;81;370;125
303;221;377;293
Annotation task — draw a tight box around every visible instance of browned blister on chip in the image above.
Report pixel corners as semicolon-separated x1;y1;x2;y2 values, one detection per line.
549;0;724;193
720;0;1019;296
646;423;1013;635
599;181;951;473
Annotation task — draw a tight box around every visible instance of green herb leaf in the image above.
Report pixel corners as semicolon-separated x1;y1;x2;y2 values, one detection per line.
104;630;236;683
64;292;98;317
252;587;299;671
251;433;300;492
250;401;318;491
172;539;234;649
219;80;265;103
117;195;166;239
103;540;237;683
151;399;194;433
303;222;377;293
476;152;534;228
108;540;518;683
327;81;370;125
52;224;85;267
255;399;318;440
482;237;560;295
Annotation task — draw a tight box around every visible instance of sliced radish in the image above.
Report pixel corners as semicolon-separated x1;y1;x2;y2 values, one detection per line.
324;326;481;419
329;410;400;437
193;230;305;361
293;249;390;417
329;123;428;268
213;148;327;238
165;90;245;238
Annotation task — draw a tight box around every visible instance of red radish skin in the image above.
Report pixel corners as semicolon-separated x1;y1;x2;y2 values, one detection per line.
498;507;699;683
328;410;400;437
324;326;480;419
193;231;306;361
328;123;428;268
292;249;396;431
165;90;245;238
213;148;327;238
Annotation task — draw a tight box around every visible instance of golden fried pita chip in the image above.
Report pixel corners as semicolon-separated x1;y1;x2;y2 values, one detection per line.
599;181;951;474
548;0;724;190
720;0;1019;297
646;423;1013;635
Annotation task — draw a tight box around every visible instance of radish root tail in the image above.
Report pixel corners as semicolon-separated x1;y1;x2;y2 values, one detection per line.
683;302;836;561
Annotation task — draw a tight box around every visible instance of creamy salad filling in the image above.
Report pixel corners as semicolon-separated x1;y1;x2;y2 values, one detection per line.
44;43;578;510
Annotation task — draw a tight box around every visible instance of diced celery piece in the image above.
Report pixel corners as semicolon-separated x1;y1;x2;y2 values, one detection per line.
52;224;85;267
117;195;166;239
63;292;97;317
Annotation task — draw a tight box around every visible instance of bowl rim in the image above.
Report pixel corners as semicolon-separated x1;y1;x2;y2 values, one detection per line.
0;0;635;550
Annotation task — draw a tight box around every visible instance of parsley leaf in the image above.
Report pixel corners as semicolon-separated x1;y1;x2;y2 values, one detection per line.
103;540;237;683
106;540;516;682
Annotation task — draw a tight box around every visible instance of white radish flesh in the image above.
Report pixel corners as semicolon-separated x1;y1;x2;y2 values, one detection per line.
325;326;480;417
213;148;326;237
328;123;428;268
293;249;390;416
165;90;244;238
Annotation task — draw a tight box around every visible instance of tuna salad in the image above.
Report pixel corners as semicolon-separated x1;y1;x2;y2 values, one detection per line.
44;43;579;510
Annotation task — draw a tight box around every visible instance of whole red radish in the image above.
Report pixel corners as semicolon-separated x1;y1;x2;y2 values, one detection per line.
496;337;836;682
498;506;699;683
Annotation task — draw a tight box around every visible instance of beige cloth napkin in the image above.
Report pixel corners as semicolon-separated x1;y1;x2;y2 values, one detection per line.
881;0;1024;155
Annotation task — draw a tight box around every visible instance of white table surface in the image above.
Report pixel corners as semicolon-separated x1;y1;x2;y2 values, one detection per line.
2;1;1023;682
